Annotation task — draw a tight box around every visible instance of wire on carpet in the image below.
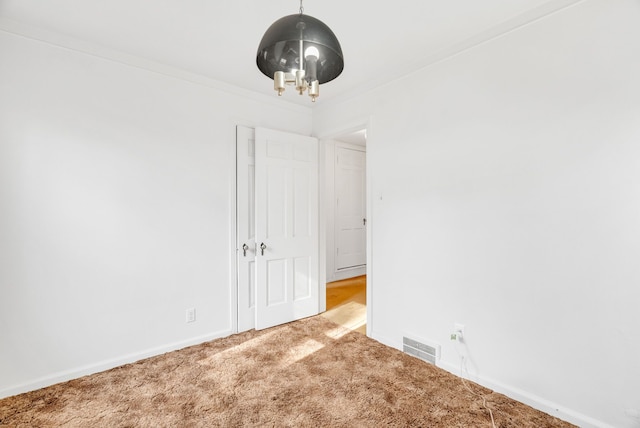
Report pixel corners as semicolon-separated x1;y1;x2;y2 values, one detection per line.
458;353;497;428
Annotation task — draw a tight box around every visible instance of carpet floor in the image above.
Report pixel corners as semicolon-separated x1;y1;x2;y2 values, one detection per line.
0;316;574;427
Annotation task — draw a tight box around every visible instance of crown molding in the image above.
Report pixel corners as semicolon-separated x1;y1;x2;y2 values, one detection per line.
0;17;311;116
317;0;584;111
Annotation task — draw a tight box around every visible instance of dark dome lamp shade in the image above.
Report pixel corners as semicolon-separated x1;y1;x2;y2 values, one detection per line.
256;12;344;102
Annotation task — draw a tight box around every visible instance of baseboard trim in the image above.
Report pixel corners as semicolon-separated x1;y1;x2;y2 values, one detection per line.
436;360;613;428
329;266;366;282
370;330;401;349
369;330;611;428
0;329;233;400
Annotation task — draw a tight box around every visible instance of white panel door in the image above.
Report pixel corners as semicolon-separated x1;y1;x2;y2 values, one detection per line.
255;127;319;330
236;126;256;332
335;146;366;270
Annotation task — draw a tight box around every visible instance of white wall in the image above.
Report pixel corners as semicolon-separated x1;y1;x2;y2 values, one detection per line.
0;30;312;396
315;1;640;427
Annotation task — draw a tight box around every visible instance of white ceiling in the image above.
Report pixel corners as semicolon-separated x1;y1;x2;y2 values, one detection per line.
0;0;575;107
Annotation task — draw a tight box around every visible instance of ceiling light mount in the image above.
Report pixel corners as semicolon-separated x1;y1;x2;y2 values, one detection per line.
256;1;344;102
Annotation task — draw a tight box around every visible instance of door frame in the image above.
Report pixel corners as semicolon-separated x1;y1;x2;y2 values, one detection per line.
231;120;373;336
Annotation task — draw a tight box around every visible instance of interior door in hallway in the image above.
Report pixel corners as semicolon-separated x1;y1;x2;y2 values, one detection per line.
335;146;366;270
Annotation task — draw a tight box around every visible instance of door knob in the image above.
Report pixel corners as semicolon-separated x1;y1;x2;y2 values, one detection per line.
260;242;267;256
363;218;367;226
242;243;249;257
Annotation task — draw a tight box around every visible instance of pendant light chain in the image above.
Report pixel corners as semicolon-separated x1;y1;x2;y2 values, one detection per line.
299;0;304;15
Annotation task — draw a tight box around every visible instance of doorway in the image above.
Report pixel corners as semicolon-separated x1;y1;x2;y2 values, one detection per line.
321;128;367;333
321;275;366;334
235;125;369;334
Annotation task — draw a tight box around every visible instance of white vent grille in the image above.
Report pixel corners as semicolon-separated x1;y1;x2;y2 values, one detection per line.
403;336;440;365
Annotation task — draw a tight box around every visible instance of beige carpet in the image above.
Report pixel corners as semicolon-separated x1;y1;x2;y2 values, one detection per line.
0;316;574;427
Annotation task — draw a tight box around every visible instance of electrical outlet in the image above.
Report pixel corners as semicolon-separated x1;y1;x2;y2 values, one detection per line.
186;308;196;323
454;323;465;335
451;323;465;341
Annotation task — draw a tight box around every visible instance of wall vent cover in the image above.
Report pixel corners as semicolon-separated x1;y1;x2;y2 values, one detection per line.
402;336;440;365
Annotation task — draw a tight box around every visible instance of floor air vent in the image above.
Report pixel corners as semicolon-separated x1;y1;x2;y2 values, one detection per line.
403;336;440;365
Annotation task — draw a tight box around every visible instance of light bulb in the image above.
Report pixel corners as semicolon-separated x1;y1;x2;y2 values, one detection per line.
304;46;319;59
304;46;319;84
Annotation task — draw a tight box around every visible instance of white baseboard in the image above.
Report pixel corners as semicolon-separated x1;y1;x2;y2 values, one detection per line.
435;360;613;428
0;329;233;400
328;266;366;282
370;330;401;349
369;330;611;428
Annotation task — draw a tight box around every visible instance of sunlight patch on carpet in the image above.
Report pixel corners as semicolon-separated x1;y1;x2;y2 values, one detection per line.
284;339;325;364
195;329;279;366
321;300;366;332
323;325;352;339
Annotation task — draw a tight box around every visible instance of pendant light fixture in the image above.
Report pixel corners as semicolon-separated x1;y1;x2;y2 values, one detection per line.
256;0;344;102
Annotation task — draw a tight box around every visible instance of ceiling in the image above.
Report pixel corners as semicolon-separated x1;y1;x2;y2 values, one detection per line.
0;0;573;107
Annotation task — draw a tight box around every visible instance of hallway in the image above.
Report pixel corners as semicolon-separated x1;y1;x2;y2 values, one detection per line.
321;275;366;334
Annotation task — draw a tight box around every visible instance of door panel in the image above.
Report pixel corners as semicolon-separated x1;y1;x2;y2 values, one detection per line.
294;257;311;300
236;126;256;332
267;259;287;305
255;127;319;330
267;164;287;238
293;168;311;237
335;146;366;270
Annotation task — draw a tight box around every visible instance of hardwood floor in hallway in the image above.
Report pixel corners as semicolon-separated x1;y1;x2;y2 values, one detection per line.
321;275;366;334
